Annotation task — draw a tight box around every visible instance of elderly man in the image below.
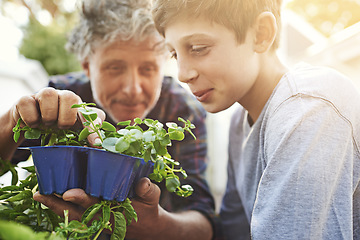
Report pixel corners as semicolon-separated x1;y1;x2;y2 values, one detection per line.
0;0;222;239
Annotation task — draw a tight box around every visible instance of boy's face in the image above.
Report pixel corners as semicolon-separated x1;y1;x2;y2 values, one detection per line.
83;35;166;122
165;17;260;113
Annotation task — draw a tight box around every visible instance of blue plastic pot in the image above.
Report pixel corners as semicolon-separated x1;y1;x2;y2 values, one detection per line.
86;148;150;202
28;146;154;201
29;146;87;195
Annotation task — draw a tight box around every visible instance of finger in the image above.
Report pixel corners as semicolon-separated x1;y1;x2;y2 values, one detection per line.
58;90;82;129
134;177;161;205
34;88;59;127
33;192;83;221
15;95;41;128
62;188;99;209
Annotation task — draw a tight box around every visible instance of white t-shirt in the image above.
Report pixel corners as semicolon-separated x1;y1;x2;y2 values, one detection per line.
220;64;360;240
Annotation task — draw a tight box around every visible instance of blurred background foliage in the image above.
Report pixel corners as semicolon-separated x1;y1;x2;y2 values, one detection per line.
286;0;360;37
0;0;360;75
0;0;81;75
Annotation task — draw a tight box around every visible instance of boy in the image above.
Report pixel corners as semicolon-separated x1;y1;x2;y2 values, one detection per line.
152;0;360;239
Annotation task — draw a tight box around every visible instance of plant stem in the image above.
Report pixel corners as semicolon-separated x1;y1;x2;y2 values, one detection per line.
93;226;106;240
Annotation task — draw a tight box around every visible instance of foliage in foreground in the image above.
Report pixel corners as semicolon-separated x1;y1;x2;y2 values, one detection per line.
2;102;196;239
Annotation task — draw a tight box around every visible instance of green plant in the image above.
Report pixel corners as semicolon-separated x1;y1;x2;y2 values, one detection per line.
72;103;195;197
7;102;196;239
0;159;137;240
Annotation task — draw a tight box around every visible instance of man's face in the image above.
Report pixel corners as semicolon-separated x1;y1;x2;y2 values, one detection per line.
164;16;260;114
83;36;166;122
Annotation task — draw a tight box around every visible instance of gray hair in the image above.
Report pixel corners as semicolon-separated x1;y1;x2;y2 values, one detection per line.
66;0;160;62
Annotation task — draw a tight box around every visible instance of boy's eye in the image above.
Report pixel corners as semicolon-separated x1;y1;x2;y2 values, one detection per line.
190;45;209;56
170;50;177;60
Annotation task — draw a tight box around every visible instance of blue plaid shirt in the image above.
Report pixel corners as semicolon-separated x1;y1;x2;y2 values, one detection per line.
13;72;224;239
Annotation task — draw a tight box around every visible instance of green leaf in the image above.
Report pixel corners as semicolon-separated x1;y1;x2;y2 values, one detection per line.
102;137;118;153
153;140;167;156
117;129;129;136
0;220;39;240
6;190;32;202
66;220;88;233
21;166;35;173
115;137;130;153
129;129;142;140
165;176;180;193
121;199;137;225
102;121;116;132
81;203;102;224
24;128;41;140
160;135;171;146
85;103;97;107
143;131;155;142
71;104;83;108
0;193;17;201
13;131;20;143
176;184;194;197
134;118;142;125
166;122;178;129
79;109;98;122
78;128;90;141
168;128;184;141
148;173;163;182
10;167;19;186
117;120;131;126
103;204;111;224
111;212;126;240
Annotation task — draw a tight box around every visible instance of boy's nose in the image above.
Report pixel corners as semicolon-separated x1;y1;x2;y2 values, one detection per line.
177;58;198;83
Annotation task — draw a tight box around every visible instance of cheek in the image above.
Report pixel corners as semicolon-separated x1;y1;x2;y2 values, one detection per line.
145;76;162;101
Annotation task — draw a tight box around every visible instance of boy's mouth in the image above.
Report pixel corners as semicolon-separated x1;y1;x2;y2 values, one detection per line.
192;89;213;102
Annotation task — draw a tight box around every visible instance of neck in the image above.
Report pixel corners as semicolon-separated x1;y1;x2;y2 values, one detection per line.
241;53;288;123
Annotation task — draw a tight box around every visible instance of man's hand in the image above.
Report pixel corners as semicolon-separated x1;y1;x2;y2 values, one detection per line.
33;177;213;240
33;189;99;221
0;87;106;161
12;87;82;130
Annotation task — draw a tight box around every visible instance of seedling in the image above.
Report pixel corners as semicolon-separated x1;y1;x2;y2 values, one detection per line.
7;102;196;239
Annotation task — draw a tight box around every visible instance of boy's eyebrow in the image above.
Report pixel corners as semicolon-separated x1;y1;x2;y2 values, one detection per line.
166;33;213;47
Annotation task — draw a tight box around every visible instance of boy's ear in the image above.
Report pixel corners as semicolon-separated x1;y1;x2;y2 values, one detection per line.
253;12;277;53
81;61;91;78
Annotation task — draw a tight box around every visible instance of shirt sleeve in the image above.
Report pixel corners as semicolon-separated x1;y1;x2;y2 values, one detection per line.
220;155;251;240
252;95;357;239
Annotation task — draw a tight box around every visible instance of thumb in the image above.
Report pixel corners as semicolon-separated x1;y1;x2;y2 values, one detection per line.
135;177;161;206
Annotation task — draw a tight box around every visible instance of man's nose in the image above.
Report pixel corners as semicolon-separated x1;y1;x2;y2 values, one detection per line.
122;69;143;95
177;57;198;83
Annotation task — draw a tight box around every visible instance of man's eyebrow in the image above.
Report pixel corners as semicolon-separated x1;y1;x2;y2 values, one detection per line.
101;59;126;66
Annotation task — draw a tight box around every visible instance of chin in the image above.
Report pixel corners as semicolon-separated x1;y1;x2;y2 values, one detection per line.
203;104;226;114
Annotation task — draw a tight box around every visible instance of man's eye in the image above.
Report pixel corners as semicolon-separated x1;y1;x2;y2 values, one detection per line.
108;65;125;71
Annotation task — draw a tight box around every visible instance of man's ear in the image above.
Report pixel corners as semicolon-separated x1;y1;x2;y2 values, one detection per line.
253;12;277;53
82;61;90;78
